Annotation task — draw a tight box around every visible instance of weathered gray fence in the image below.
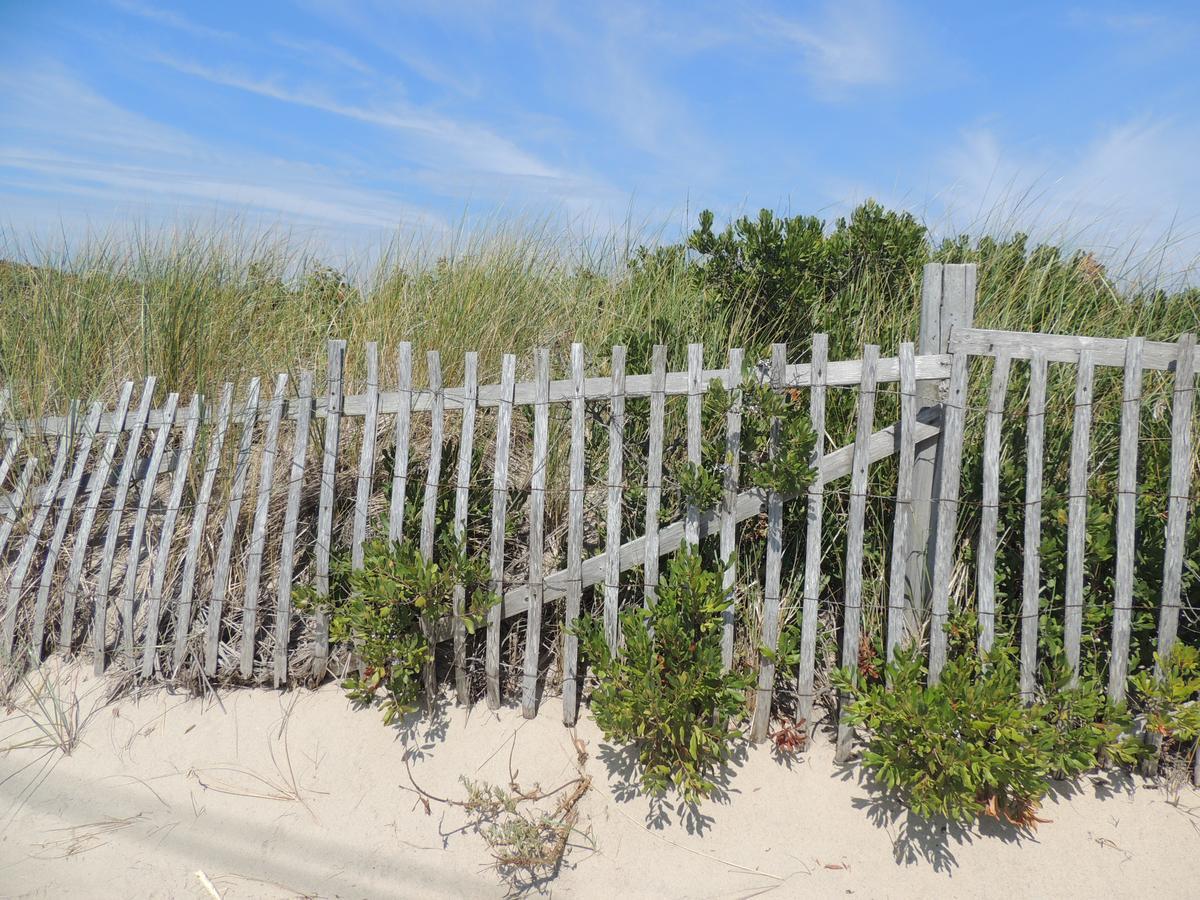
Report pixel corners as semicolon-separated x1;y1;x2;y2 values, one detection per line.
1;264;1196;764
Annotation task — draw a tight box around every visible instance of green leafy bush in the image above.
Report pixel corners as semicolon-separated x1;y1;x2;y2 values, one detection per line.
576;549;752;802
1129;644;1200;773
835;637;1139;826
294;535;497;723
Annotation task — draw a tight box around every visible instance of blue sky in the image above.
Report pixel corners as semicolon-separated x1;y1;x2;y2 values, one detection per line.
2;1;1199;270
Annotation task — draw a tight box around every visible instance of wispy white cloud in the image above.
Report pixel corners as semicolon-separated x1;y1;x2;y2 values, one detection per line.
110;0;236;42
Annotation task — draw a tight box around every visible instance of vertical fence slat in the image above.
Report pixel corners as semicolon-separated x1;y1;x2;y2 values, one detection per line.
603;345;627;652
684;343;703;547
239;375;287;679
273;372;313;687
205;378;261;677
418;350;445;706
389;343;413;544
451;353;478;704
1155;334;1197;671
314;340;346;679
93;378;156;673
643;345;667;603
886;343;917;666
975;353;1011;656
521;348;550;718
485;353;517;709
1019;351;1048;698
797;334;828;728
1064;352;1095;683
139;393;201;678
750;343;787;743
32;400;103;660
2;432;70;657
171;383;233;673
720;348;745;670
352;343;380;569
119;392;179;665
562;345;586;725
927;352;970;685
0;436;18;490
0;457;38;563
1108;337;1144;704
835;344;880;761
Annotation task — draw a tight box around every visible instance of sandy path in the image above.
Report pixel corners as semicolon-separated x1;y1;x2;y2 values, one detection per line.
2;664;1197;899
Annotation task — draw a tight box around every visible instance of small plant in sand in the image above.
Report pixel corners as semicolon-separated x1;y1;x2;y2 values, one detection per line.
1129;644;1200;781
576;549;752;803
836;623;1139;828
294;534;496;723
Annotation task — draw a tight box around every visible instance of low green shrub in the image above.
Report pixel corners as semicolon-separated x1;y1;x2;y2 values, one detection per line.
1129;644;1200;774
576;549;753;803
294;535;496;723
835;636;1140;827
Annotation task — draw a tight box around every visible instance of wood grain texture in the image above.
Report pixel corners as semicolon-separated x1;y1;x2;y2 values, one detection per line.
684;343;703;546
1020;352;1048;698
720;348;744;670
926;352;970;686
93;378;156;673
521;349;550;718
352;343;379;569
118;392;179;665
1063;352;1095;683
239;374;287;679
643;345;667;603
205;378;261;677
835;344;880;762
485;354;517;709
975;354;1011;656
951;327;1182;371
32;400;103;661
0;436;18;490
273;372;313;687
171;383;233;673
451;353;478;704
603;345;627;652
0;457;37;564
1108;337;1144;704
313;341;346;678
562;344;586;726
139;394;201;677
388;343;413;544
418;350;444;707
886;343;917;666
750;344;787;743
797;334;828;728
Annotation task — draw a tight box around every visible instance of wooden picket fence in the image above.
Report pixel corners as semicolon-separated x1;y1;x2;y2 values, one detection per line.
1;264;1196;758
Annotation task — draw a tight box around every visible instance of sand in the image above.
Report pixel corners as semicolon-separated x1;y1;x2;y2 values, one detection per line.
2;661;1198;899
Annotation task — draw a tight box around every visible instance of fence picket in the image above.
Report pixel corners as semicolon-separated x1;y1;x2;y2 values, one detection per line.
389;343;414;544
93;378;156;673
0;457;37;563
352;343;380;569
1063;351;1095;683
32;400;103;660
685;343;703;546
1108;337;1144;704
521;349;550;718
452;353;478;703
886;343;917;665
0;435;18;490
485;354;517;709
314;341;346;678
172;383;233;673
205;378;261;677
750;344;787;743
603;346;627;651
643;345;667;602
1019;352;1048;697
3;433;70;657
419;350;445;706
139;393;201;678
1155;334;1197;671
975;354;1011;655
835;344;880;761
239;374;287;678
118;392;179;665
274;372;313;687
797;334;828;728
562;345;586;725
720;348;744;670
927;352;970;685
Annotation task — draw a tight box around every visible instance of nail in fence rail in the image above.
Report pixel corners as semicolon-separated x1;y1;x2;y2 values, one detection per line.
562;344;586;726
274;372;314;687
719;348;744;670
797;334;828;727
886;343;917;666
521;348;550;718
485;353;517;709
1020;351;1048;699
451;353;478;704
1108;337;1144;705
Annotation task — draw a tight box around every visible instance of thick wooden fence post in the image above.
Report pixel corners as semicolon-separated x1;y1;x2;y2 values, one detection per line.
906;263;975;644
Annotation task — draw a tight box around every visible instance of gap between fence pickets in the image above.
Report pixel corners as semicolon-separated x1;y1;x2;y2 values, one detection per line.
446;403;945;637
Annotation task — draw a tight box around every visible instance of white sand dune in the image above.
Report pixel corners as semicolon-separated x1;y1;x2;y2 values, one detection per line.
2;662;1197;899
